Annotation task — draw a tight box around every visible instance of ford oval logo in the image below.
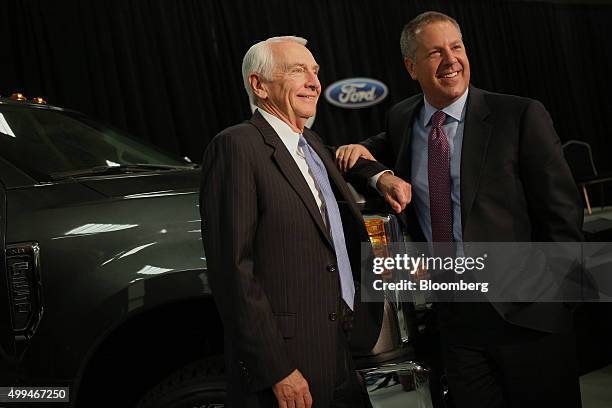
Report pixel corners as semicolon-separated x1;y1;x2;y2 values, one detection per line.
324;77;388;109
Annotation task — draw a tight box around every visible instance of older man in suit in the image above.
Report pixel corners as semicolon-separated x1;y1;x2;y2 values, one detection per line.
200;36;381;408
337;11;584;408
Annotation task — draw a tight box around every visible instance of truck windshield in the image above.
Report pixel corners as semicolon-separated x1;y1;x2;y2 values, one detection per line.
0;103;189;181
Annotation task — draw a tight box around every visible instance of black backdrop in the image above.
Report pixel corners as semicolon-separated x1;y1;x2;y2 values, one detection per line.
1;0;611;173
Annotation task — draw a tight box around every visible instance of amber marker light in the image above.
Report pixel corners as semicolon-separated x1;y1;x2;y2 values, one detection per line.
10;93;27;101
364;216;393;279
31;97;47;104
364;217;389;247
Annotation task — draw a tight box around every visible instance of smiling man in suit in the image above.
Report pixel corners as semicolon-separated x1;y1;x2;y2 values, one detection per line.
200;36;381;408
336;11;584;408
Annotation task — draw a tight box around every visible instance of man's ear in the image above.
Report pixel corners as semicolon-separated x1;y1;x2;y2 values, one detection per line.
249;74;268;100
404;58;417;80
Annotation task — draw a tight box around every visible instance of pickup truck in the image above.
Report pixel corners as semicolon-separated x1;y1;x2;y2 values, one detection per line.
0;95;434;407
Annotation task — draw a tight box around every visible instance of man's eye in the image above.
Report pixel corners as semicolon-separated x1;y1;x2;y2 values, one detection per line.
429;51;441;57
292;67;305;73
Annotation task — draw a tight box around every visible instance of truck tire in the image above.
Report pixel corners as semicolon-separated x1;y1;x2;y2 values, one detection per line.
136;356;226;408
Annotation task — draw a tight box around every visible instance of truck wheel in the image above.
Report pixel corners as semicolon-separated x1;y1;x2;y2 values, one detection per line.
136;356;226;408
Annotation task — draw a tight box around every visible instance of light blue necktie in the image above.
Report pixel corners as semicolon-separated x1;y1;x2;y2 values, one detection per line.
298;135;355;310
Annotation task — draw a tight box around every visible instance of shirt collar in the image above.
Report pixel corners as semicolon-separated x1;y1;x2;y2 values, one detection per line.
422;88;469;127
257;108;301;154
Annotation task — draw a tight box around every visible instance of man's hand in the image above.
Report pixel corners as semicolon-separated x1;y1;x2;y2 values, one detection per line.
273;369;313;408
336;144;375;172
377;172;412;213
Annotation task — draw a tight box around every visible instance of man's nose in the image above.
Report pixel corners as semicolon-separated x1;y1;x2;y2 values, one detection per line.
441;47;458;64
305;72;321;90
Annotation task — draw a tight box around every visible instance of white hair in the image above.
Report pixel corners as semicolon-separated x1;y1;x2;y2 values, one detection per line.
242;36;308;106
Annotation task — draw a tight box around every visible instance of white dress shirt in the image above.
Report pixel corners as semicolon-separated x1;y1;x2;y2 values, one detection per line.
258;109;326;221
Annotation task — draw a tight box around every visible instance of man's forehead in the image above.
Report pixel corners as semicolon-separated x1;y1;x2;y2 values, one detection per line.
272;42;315;59
283;61;320;69
416;21;462;43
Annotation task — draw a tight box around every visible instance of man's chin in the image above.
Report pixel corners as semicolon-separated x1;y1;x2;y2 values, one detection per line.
298;112;316;121
436;85;467;103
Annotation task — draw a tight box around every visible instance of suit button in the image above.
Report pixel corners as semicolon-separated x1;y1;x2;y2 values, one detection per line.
327;264;337;273
328;312;338;321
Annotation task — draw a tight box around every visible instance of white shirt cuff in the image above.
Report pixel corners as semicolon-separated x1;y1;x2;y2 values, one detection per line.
369;170;394;193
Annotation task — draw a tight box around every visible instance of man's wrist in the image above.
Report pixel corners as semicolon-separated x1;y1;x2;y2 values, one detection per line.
369;170;394;194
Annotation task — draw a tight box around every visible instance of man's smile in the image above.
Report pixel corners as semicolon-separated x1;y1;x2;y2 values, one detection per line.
438;70;460;79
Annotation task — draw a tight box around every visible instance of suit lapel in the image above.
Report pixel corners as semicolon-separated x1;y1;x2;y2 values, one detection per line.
392;97;426;241
249;111;333;247
394;97;423;182
304;130;364;228
460;86;492;231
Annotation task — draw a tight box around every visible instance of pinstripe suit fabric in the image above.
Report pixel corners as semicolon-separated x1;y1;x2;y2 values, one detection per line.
200;111;381;407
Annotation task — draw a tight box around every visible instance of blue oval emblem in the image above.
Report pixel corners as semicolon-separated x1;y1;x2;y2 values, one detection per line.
324;77;388;109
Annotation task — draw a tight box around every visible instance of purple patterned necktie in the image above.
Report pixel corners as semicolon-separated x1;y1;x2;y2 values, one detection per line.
428;110;454;243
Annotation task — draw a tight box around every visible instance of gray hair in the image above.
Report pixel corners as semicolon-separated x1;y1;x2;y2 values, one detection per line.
242;36;308;106
400;11;462;61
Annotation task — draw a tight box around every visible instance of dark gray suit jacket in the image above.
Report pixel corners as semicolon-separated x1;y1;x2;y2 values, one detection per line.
200;111;382;407
348;85;584;333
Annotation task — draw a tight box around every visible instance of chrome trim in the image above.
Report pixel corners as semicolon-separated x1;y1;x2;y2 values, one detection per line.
362;361;433;408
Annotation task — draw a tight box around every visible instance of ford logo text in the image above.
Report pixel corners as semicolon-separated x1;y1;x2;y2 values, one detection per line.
324;78;388;109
